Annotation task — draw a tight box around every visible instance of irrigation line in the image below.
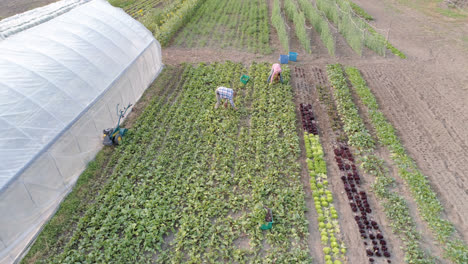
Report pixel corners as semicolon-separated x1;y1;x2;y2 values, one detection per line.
334;1;389;37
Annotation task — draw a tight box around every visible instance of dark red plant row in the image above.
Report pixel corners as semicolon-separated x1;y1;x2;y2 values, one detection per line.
334;143;392;263
299;103;318;135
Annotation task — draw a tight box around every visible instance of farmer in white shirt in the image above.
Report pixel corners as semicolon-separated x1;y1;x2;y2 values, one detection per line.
215;87;237;110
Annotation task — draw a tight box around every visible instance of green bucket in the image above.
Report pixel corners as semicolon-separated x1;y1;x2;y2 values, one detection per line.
240;75;250;84
260;220;274;230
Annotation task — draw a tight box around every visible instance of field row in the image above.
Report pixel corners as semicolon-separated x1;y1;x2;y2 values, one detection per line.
343;66;468;263
325;64;432;263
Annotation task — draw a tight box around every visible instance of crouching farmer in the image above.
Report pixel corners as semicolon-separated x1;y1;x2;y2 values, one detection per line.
215;86;237;110
267;63;283;84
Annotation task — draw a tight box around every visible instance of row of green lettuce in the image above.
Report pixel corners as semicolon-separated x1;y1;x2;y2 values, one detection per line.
305;132;347;264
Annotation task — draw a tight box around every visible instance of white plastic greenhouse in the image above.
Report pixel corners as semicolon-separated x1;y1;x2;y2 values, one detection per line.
0;0;163;262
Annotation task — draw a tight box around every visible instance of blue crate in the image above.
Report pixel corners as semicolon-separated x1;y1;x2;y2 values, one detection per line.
289;52;298;62
279;54;289;64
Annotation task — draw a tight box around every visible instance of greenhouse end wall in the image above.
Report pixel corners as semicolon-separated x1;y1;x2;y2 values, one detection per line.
0;0;163;262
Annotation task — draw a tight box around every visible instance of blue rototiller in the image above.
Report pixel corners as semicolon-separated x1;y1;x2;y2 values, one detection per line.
103;103;132;146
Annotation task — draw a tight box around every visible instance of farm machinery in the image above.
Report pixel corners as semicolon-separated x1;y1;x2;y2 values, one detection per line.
103;103;132;146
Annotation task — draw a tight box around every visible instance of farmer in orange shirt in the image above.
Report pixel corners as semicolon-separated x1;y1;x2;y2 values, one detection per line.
267;63;283;84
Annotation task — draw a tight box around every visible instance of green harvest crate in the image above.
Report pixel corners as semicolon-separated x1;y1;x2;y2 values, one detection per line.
240;75;250;84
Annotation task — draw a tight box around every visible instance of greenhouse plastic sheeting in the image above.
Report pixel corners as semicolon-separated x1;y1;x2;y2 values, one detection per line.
0;0;163;262
0;0;91;40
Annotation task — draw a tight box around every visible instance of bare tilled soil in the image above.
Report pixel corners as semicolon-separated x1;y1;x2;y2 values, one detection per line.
358;62;468;239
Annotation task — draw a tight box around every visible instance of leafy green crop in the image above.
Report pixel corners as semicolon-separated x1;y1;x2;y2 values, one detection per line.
304;132;347;264
50;62;312;263
326;64;374;152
